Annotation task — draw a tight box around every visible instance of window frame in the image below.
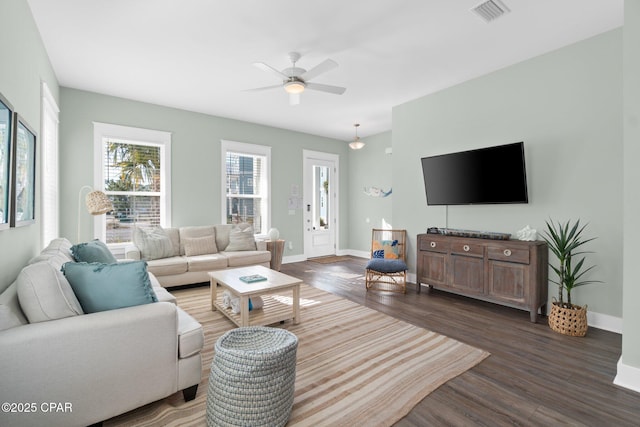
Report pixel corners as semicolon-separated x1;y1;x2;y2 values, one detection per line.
93;122;171;249
220;139;271;237
41;81;60;246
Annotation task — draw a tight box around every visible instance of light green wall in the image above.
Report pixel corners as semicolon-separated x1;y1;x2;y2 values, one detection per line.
59;88;350;257
392;29;623;317
622;0;640;369
347;131;393;253
0;0;59;293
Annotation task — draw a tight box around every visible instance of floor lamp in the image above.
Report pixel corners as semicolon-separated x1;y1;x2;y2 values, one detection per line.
77;185;113;243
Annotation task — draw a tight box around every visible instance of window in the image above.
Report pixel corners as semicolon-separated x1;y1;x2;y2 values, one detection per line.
93;123;171;246
41;82;60;246
221;140;270;234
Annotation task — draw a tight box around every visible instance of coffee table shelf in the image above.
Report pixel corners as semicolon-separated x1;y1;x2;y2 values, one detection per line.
213;293;295;327
209;265;302;327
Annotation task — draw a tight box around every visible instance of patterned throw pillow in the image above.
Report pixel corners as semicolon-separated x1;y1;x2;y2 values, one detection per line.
372;239;400;259
225;224;257;251
183;235;218;256
133;226;174;260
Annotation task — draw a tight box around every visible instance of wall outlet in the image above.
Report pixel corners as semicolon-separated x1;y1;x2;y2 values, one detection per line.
288;241;293;250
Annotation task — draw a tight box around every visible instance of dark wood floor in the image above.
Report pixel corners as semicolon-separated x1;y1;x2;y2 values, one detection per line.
280;256;640;426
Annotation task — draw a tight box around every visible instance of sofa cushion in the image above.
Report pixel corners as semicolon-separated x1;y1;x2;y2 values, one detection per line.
71;239;117;264
214;224;234;251
16;261;84;323
0;304;23;331
222;250;271;267
179;226;215;255
184;235;218;256
146;256;188;276
365;258;408;273
177;307;204;358
28;252;72;271
62;261;158;313
225;224;257;251
187;254;228;272
164;227;181;256
40;237;75;263
133;226;174;260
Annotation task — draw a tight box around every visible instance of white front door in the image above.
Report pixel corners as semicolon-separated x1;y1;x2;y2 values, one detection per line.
303;150;338;259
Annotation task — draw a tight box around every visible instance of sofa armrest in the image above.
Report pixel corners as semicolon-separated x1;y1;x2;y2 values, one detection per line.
0;302;179;427
256;240;267;251
125;243;141;260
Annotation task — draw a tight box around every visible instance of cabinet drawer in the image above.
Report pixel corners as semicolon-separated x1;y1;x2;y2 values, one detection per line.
450;241;484;258
488;246;530;264
419;238;449;253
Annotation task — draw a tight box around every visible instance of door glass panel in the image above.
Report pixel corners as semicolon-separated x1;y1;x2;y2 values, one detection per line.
313;165;329;230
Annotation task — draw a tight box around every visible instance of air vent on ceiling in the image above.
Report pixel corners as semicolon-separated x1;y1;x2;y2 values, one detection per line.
470;0;510;23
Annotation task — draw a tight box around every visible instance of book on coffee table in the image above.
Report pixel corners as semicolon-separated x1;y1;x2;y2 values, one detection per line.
239;274;268;283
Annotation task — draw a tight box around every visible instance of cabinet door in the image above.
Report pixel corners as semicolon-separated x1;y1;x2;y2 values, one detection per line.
450;254;484;294
487;260;528;307
418;251;447;287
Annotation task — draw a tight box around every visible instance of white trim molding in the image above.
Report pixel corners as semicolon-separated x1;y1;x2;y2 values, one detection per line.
615;357;640;393
587;311;623;334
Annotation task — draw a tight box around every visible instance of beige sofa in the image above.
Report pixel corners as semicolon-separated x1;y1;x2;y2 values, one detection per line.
0;238;204;427
125;224;272;288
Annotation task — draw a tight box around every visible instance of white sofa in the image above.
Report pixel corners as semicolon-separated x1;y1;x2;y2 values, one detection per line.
125;224;272;288
0;238;204;427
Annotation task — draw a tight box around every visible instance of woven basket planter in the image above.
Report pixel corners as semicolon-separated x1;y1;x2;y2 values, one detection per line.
548;302;588;337
206;326;298;427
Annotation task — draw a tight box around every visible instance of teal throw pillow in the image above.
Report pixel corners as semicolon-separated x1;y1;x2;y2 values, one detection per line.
62;261;158;313
71;239;117;264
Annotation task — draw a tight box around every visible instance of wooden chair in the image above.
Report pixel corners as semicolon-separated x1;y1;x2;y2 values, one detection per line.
365;229;408;293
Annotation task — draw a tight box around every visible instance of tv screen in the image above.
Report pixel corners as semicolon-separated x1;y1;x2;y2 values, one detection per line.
421;142;528;205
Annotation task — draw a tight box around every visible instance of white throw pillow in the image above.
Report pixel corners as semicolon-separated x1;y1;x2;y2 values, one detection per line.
225;224;257;251
183;235;218;256
17;261;84;323
133;226;174;260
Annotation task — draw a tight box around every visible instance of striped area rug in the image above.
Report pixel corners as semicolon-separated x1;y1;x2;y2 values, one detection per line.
106;284;489;426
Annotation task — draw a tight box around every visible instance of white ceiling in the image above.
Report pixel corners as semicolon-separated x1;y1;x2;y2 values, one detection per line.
26;0;622;142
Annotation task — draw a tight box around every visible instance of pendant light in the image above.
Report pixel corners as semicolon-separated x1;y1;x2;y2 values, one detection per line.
349;123;365;150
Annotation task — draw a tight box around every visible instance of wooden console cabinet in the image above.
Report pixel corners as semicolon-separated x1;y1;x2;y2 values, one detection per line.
416;233;548;322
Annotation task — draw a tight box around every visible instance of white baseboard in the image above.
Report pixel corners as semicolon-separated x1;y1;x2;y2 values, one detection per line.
282;254;307;264
587;310;622;333
615;357;640;393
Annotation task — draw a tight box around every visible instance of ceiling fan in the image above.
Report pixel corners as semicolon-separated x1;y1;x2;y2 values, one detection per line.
248;52;346;105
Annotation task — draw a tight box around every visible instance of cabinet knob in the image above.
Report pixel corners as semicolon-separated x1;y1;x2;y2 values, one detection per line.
463;245;470;252
430;242;436;248
504;249;512;256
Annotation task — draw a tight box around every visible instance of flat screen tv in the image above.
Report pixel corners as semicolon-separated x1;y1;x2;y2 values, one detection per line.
421;142;528;205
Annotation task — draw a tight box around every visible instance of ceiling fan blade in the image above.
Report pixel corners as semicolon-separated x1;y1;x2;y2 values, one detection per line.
300;59;338;81
244;84;283;92
289;93;300;106
253;62;288;81
305;82;346;95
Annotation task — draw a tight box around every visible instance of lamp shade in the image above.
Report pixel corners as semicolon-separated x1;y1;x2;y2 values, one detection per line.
85;190;113;215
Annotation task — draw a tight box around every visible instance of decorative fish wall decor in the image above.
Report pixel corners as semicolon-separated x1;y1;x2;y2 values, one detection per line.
363;187;392;197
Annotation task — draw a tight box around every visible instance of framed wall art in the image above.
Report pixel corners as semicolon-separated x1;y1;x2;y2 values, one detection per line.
0;92;13;231
11;114;36;227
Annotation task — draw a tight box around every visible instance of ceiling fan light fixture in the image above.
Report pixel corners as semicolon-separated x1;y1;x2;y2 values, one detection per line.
349;123;365;150
284;80;306;94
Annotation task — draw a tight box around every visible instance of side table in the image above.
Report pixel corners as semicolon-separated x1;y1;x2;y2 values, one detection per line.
266;239;285;271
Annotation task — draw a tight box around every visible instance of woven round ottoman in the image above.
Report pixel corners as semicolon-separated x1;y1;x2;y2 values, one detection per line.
206;326;298;427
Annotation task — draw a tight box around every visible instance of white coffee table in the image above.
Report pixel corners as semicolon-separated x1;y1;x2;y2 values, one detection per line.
209;265;302;327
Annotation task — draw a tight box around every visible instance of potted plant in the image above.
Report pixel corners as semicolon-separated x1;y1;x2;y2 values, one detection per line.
542;219;600;336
